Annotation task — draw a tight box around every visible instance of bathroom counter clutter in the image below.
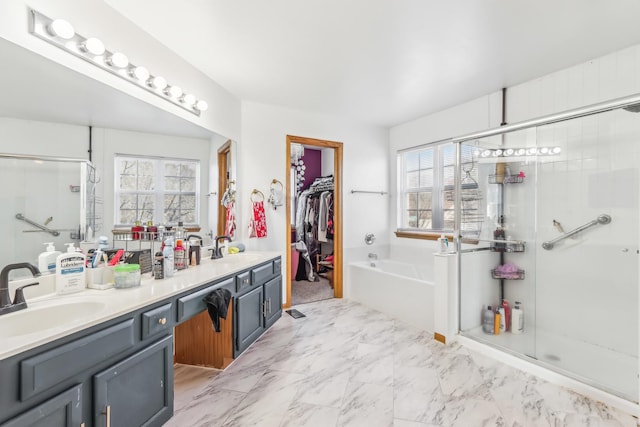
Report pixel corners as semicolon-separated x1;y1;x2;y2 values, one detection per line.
0;251;280;360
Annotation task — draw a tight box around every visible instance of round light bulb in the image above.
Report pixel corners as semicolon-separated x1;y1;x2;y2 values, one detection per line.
527;148;537;155
515;148;526;156
148;76;167;90
481;150;492;158
504;148;514;156
552;147;562;154
539;147;549;154
493;149;503;157
195;100;209;112
48;19;75;39
181;93;196;106
107;52;129;68
80;37;105;56
165;85;183;98
130;66;150;81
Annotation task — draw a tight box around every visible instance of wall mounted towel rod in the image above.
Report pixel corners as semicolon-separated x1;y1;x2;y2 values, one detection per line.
16;213;60;236
542;214;611;250
351;190;388;195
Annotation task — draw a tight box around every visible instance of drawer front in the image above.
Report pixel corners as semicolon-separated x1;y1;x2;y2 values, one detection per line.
177;278;234;323
142;303;173;340
235;271;251;293
273;258;282;275
20;319;135;401
251;263;274;286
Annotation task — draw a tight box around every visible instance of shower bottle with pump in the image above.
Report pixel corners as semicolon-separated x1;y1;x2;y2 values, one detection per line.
482;306;494;334
38;242;61;274
511;301;524;334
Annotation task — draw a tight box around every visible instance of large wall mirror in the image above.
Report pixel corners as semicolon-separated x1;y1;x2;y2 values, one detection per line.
0;37;236;272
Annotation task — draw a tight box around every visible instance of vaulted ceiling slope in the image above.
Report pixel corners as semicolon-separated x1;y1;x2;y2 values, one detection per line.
106;0;640;128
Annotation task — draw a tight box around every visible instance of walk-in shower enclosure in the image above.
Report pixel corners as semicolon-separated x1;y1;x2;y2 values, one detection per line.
454;95;640;403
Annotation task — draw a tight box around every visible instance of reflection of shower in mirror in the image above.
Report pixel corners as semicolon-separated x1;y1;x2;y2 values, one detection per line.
364;233;376;245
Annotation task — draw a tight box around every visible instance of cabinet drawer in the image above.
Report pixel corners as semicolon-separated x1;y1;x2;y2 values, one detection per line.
273;258;282;275
176;278;233;323
142;303;173;340
20;319;135;401
235;271;251;292
251;263;274;286
2;384;83;427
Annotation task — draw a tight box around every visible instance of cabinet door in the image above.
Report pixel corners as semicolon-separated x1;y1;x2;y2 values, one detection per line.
0;384;82;427
93;336;173;427
264;276;282;329
235;285;264;354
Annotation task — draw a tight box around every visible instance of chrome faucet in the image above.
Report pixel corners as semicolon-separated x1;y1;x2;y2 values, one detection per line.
0;263;40;316
368;253;378;260
210;235;232;259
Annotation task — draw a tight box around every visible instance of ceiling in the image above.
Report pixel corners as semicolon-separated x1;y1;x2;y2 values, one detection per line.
106;0;640;128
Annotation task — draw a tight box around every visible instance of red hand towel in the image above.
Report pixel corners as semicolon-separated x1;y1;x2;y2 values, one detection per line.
252;201;267;238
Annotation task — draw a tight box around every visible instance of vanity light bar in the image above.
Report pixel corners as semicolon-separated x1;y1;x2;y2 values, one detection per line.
29;9;209;116
474;147;562;158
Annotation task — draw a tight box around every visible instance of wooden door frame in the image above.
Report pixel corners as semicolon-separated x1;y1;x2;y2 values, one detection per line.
285;135;343;308
216;140;232;237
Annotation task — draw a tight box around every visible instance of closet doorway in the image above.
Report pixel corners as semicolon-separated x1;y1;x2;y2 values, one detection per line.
285;135;343;308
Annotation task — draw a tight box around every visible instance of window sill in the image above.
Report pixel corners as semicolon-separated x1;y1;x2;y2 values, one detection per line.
394;231;454;241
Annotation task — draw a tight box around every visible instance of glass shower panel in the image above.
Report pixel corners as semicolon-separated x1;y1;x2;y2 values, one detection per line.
458;128;538;359
534;109;639;400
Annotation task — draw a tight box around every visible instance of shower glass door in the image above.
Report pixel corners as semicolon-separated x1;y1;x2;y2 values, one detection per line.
533;108;638;401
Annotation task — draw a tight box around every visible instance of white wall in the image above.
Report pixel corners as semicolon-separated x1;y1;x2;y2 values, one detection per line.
238;101;389;302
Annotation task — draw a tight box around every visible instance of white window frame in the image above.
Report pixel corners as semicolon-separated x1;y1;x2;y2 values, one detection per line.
114;154;200;227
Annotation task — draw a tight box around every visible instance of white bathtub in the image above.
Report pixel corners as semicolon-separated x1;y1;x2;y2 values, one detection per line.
349;259;435;331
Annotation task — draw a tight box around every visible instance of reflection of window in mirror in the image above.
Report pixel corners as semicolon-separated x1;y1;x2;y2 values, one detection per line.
114;155;200;227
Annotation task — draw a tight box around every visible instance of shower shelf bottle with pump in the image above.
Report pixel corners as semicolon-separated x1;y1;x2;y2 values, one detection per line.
55;243;86;294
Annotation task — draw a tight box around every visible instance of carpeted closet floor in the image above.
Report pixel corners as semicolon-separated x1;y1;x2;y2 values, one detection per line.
291;276;333;306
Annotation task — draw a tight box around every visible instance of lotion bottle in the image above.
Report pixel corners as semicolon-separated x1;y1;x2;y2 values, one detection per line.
437;234;449;254
38;242;61;274
512;301;524;334
56;243;86;294
494;307;501;335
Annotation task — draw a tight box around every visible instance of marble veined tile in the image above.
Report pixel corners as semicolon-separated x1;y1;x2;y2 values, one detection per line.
394;365;447;425
442;396;504;427
209;360;268;393
280;401;341;427
393;420;439;427
165;387;245;427
222;369;305;427
337;381;394;427
436;352;492;400
350;343;394;386
296;360;351;407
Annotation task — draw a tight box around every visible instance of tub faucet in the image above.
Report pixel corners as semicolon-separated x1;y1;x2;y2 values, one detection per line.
368;253;378;260
0;263;40;316
210;235;232;259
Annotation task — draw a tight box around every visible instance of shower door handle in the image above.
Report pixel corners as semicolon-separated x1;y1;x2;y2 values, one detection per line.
542;214;611;250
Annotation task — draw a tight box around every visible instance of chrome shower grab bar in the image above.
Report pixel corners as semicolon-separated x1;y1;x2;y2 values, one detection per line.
15;213;60;237
542;214;611;250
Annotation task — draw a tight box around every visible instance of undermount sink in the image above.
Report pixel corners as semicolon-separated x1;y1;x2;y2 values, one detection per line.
0;299;107;339
214;252;264;264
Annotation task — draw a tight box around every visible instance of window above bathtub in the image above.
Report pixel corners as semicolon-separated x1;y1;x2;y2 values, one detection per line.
396;140;477;239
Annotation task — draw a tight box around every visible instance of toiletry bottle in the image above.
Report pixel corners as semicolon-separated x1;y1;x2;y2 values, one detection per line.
38;242;61;274
175;221;185;241
154;251;164;280
162;237;175;278
511;301;524;334
494;307;501;335
55;243;86;294
498;306;506;332
502;300;511;332
174;239;186;270
483;305;494;334
437;234;449;254
146;221;158;240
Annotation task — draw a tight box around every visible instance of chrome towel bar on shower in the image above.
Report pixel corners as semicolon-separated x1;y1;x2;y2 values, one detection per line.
542;214;611;250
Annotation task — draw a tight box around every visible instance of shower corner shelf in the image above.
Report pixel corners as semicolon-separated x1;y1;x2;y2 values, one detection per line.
488;174;524;184
491;268;525;280
490;241;526;253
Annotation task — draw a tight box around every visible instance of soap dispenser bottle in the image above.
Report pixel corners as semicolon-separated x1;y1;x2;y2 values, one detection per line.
437;234;449;254
55;243;86;294
38;242;62;274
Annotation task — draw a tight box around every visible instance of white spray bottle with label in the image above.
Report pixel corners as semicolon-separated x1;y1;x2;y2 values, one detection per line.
55;243;86;294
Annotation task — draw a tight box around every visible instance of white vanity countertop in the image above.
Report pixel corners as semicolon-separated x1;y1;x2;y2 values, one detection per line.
0;251;280;361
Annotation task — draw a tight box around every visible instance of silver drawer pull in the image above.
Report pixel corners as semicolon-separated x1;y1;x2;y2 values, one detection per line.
243;278;250;284
158;317;167;325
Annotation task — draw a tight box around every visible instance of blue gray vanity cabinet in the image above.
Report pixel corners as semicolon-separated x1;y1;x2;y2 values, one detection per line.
235;261;282;355
93;335;173;427
0;384;83;427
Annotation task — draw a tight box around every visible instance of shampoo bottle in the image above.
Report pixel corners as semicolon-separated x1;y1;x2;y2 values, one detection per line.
38;242;61;274
494;307;501;335
498;306;506;333
512;301;524;334
482;305;494;334
56;243;86;294
163;238;175;278
501;300;511;332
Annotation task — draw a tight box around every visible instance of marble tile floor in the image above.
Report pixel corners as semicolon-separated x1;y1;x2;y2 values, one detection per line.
164;298;637;427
